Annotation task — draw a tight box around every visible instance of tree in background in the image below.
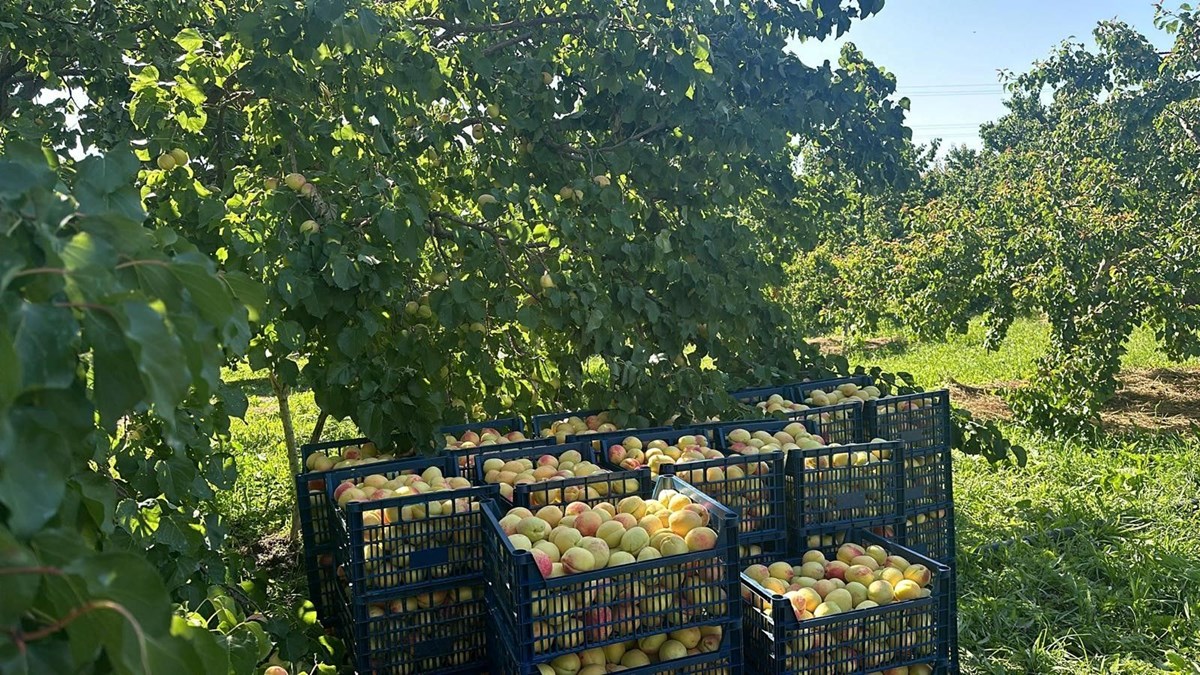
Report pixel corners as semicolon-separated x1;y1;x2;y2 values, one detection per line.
790;5;1200;432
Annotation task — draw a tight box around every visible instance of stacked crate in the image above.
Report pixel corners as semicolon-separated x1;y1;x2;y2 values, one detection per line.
740;530;952;675
596;427;788;552
866;389;957;674
296;436;403;631
323;455;499;673
483;475;744;674
790;377;958;672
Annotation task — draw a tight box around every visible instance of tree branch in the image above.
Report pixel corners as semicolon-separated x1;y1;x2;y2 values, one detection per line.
411;13;596;40
428;211;543;302
14;599;150;673
1177;113;1200;151
546;123;671;159
10;68;88;85
0;56;28;84
309;411;328;444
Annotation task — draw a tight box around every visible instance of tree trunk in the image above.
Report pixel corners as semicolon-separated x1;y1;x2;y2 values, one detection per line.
269;371;301;541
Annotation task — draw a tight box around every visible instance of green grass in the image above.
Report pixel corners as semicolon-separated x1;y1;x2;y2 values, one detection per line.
847;317;1199;388
954;429;1200;672
220;363;358;557
218;320;1200;673
839;316;1200;670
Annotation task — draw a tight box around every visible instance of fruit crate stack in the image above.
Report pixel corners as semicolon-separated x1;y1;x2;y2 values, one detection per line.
294;415;528;628
483;475;744;674
597;427;788;550
295;436;409;631
321;454;501;673
791;377;958;672
740;530;952;674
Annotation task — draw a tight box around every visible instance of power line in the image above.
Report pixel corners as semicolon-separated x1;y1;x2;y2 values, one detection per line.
902;83;1005;90
904;91;1006;98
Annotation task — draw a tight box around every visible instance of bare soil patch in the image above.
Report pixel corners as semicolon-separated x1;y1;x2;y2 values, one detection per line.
808;336;907;356
1101;367;1200;432
944;378;1019;422
939;368;1200;432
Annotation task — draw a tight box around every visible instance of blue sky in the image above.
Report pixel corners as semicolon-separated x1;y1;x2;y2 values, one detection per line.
790;0;1172;149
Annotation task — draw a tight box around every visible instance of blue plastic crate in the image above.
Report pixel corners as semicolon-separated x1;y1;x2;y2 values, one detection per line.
337;577;488;674
729;384;806;406
483;475;742;667
323;455;500;598
568;426;674;465
784;441;906;536
662;452;786;546
472;440;643;509
297;436;408;626
900;502;956;566
594;427;718;474
708;418;820;451
489;606;743;674
791;375;877;405
900;443;954;516
787;517;904;556
445;435;556;475
530;408;627;436
440;414;525;438
298;437;407;555
866;390;952;455
741;530;952;675
739;538;788;570
513;466;656;512
785;402;867;445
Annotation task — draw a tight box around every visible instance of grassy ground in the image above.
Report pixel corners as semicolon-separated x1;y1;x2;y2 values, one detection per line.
220;317;1200;673
846;318;1200;671
836;318;1199;387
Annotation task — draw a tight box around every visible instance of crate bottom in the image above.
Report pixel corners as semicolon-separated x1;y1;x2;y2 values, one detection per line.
489;607;741;675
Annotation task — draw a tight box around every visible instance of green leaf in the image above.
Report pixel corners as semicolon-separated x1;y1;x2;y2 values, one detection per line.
221;270;267;323
129;65;160;93
63;551;172;636
86;313;146;431
12;302;78;392
74;149;145;222
0;412;70;538
155;455;198;503
0;150;54;195
224;621;271;674
173;619;230;674
118;301;190;420
72;472;117;535
61;232;119;300
329;255;357;290
0;326;19;407
174;28;204;53
204;452;238;490
170;259;234;327
175;78;207;107
0;526;40;625
376;208;404;244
